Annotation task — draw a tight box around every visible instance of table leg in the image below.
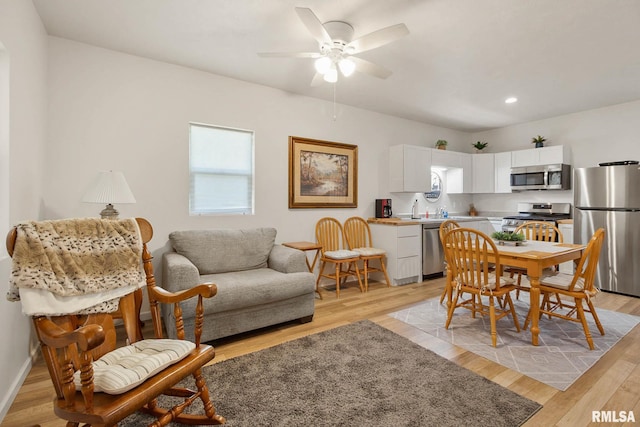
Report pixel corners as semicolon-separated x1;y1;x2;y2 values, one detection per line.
529;274;541;346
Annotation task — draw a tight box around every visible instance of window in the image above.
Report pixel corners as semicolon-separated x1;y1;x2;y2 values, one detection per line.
189;123;254;215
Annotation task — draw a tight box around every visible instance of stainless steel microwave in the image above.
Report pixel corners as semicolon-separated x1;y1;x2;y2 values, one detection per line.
510;164;571;191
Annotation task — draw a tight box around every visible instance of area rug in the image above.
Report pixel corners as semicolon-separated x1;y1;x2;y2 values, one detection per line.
390;297;640;391
120;320;541;426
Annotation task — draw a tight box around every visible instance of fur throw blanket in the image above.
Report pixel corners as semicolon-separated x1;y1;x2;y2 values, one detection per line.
7;218;146;316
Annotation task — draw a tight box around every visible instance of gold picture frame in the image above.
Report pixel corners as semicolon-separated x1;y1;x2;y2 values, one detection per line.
288;136;358;209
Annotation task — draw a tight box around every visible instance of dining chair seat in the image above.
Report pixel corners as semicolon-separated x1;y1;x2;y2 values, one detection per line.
538;272;587;292
352;247;386;256
324;249;361;259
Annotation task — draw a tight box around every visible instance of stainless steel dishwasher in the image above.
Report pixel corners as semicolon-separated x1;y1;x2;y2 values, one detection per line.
422;224;445;278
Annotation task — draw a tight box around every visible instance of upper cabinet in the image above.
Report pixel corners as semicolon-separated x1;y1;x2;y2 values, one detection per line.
389;145;432;192
431;149;463;168
511;145;571;167
472;153;495;193
388;144;570;194
494;151;512;193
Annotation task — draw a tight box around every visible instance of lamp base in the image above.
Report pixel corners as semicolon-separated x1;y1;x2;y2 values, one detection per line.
100;204;119;219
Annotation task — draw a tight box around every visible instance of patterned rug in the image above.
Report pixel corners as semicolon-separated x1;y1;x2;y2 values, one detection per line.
390;297;640;390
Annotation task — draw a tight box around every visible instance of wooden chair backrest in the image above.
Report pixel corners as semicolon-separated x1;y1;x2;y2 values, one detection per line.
343;216;373;250
514;220;563;243
570;228;605;293
6;218;156;400
315;217;347;254
443;227;505;291
439;219;460;243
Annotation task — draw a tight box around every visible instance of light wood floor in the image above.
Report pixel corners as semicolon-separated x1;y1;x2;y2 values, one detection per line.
3;278;640;427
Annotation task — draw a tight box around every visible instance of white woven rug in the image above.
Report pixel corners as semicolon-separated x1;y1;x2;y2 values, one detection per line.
390;296;640;390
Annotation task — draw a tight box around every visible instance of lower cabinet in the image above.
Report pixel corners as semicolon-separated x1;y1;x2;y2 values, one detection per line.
369;224;421;285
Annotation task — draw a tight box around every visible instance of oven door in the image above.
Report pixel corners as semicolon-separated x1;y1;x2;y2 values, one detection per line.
510;166;546;191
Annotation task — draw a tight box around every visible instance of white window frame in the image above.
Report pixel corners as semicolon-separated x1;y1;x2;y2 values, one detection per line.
189;122;255;215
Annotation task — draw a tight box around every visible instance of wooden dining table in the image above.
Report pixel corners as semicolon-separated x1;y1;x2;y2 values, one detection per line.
446;239;586;346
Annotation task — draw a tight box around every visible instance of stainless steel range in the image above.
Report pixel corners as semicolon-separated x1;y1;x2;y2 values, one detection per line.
501;202;571;232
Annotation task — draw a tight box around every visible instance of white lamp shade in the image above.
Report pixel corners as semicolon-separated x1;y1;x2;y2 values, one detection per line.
82;171;136;204
323;65;338;83
314;56;332;74
338;58;355;77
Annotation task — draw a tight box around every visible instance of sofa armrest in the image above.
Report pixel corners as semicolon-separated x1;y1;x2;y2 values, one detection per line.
268;244;309;273
162;252;200;292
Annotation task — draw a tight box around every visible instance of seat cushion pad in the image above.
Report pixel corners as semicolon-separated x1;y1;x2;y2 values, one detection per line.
324;249;360;259
353;247;385;256
74;339;195;394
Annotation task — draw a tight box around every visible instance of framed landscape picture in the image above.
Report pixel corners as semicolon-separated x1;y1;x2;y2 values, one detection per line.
288;136;358;208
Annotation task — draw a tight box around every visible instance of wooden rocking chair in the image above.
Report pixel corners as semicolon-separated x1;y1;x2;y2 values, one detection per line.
6;218;226;426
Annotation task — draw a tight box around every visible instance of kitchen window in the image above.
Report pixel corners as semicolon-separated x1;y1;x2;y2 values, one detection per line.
189;123;255;215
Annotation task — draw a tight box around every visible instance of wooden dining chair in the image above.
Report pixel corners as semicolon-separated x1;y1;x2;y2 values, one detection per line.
524;228;606;350
315;217;364;298
443;227;521;347
438;219;460;304
343;216;391;291
6;218;226;426
510;221;565;308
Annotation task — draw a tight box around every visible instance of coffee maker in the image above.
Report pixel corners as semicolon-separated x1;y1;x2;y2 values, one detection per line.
375;199;392;218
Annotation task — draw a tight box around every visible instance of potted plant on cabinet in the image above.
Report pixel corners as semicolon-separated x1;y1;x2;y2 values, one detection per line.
472;141;488;152
435;139;448;150
531;135;546;148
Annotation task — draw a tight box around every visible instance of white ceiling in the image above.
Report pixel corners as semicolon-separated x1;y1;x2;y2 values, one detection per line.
32;0;640;132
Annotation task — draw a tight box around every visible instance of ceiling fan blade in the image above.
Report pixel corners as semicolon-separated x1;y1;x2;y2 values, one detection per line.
258;52;321;58
310;73;325;87
347;23;409;54
295;7;332;46
350;56;393;79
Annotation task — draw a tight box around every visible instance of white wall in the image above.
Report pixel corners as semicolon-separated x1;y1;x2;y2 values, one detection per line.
44;37;469;260
470;100;640;213
0;0;48;421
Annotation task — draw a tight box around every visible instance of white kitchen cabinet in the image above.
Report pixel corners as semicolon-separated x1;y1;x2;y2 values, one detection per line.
462;219;494;236
389;145;432;192
432;149;462;168
369;223;421;285
511;145;571;167
494;151;512;193
558;222;575;274
472;153;495;193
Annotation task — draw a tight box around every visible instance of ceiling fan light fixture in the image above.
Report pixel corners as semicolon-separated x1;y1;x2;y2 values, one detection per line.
314;56;332;74
323;66;338;83
338;58;355;77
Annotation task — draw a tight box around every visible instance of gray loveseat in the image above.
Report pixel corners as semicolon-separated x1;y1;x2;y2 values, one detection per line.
162;227;315;342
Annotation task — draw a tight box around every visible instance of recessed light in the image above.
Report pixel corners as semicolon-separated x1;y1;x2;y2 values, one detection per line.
505;97;518;104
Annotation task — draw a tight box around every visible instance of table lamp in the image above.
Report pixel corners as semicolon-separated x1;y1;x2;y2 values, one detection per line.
82;170;136;219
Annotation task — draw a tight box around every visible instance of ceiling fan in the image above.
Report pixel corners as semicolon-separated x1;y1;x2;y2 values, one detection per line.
258;7;409;85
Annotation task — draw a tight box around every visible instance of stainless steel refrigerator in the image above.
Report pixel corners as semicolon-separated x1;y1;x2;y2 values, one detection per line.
574;164;640;297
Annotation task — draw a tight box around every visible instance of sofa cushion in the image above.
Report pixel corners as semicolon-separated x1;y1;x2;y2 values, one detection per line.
188;268;315;315
169;228;277;274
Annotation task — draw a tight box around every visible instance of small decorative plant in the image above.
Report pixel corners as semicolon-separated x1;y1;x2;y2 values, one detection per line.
531;135;546;148
435;139;448;150
491;231;525;242
472;141;488;151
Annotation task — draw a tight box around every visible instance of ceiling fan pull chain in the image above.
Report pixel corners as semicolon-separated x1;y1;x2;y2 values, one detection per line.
333;81;337;121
